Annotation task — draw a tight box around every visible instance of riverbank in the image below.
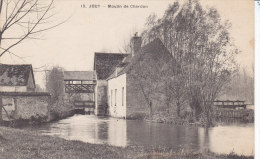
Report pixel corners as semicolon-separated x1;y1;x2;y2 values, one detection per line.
0;126;253;159
148;108;254;127
0;101;75;127
47;100;75;122
147;111;199;126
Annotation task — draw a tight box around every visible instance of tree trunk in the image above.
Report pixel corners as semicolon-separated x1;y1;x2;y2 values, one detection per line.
166;102;170;114
149;100;152;119
205;104;212;127
177;101;180;117
0;0;4;48
0;96;3;122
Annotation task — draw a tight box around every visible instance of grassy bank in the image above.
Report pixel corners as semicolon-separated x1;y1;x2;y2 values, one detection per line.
147;111;198;126
0;126;253;159
48;100;75;122
148;108;254;127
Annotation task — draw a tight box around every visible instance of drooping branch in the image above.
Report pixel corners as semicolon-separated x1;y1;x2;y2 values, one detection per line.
0;0;67;58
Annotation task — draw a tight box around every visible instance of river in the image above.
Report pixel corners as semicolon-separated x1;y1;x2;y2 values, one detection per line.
21;114;254;156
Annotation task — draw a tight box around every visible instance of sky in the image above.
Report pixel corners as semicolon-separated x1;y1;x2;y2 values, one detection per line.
0;0;254;88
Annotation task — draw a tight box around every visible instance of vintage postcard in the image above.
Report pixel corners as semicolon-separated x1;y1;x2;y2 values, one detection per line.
0;0;256;158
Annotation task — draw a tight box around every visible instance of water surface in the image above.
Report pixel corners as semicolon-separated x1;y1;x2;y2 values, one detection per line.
22;114;254;156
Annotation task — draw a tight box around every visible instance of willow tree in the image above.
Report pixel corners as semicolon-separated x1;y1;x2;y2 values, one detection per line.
46;67;64;104
141;0;238;125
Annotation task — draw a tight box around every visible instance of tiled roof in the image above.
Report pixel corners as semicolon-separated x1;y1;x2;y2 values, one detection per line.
107;38;172;80
94;52;129;80
0;64;34;86
64;71;96;81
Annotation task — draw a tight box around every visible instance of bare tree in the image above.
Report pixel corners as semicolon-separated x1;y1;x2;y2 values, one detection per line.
141;0;239;125
35;84;43;92
0;0;65;57
221;67;254;104
0;0;65;121
46;66;64;103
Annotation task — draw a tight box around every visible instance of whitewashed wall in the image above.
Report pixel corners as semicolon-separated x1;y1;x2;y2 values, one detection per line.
0;86;27;92
107;73;126;118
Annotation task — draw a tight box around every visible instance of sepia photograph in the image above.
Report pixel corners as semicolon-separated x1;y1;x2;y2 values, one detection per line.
0;0;256;158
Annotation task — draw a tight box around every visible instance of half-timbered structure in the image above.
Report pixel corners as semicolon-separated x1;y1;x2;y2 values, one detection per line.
64;71;96;93
64;71;96;111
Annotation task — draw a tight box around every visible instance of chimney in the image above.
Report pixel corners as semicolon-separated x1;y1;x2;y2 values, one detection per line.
130;32;142;56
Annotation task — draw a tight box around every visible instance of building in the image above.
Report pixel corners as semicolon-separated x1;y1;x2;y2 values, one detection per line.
94;52;129;115
0;64;50;121
0;64;36;92
94;36;173;119
63;71;96;106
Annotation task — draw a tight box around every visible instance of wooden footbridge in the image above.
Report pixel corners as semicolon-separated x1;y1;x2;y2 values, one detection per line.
64;71;96;114
210;100;253;121
213;100;247;109
204;100;248;109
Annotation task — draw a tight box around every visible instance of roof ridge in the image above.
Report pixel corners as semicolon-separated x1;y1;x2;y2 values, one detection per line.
64;71;93;72
0;64;32;66
107;38;171;80
95;52;130;55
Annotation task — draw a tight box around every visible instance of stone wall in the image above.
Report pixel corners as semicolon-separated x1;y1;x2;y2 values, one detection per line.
16;96;49;120
126;73;148;119
0;92;50;121
96;80;108;115
125;39;174;119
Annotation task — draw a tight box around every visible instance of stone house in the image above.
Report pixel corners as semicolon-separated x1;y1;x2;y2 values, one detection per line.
0;64;36;92
94;36;173;119
94;52;128;115
0;64;50;121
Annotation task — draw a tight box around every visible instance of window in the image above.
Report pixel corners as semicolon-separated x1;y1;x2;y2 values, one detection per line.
115;89;117;106
122;87;124;106
111;90;113;106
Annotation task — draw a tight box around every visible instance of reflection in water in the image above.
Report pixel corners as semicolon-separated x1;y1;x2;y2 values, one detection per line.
198;127;210;152
208;124;254;156
108;119;127;147
126;121;200;151
22;115;254;156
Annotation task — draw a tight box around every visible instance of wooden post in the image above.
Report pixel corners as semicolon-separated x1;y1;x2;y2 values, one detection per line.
149;100;152;120
14;98;18;118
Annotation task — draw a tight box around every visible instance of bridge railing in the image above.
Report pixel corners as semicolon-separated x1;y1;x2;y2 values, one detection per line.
204;100;247;109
